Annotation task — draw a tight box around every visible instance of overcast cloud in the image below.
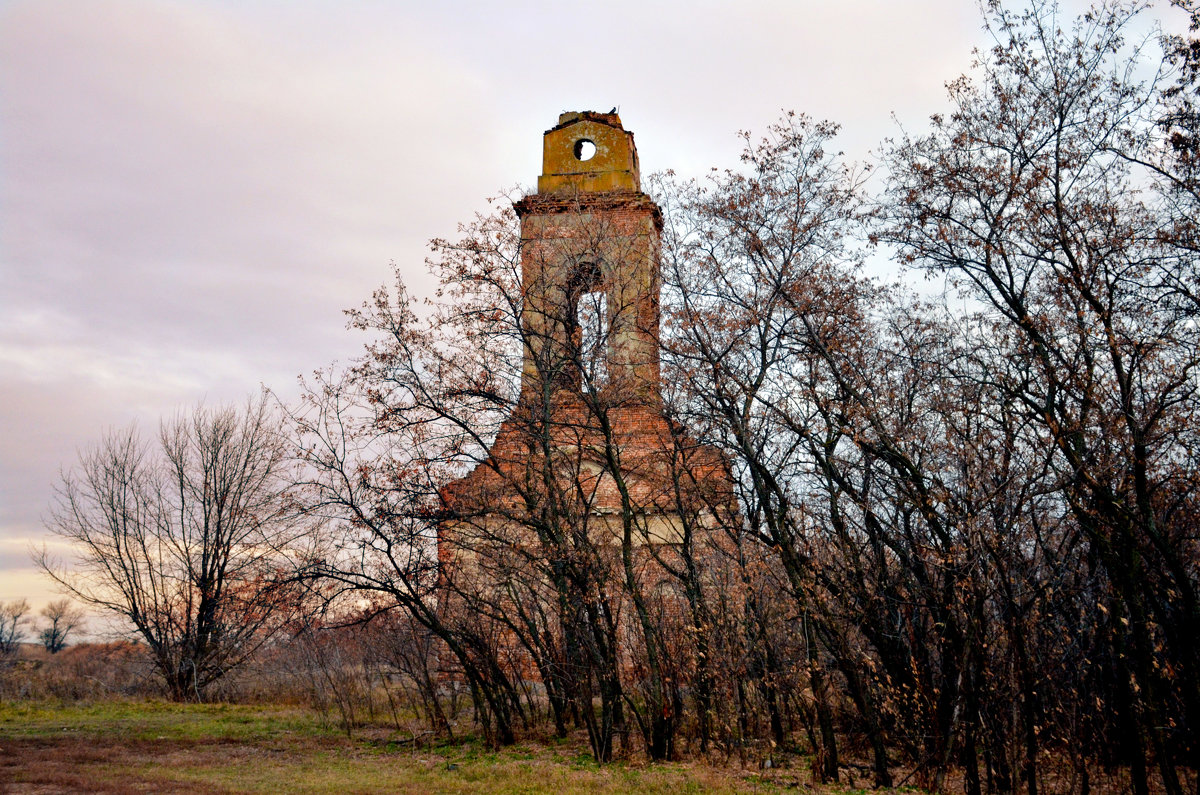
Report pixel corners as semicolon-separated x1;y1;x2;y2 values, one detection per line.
0;0;1183;613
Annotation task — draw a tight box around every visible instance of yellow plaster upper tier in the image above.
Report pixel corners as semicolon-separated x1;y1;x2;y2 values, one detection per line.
537;111;641;194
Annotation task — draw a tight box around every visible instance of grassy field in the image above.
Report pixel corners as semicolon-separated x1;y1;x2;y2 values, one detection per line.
0;700;866;794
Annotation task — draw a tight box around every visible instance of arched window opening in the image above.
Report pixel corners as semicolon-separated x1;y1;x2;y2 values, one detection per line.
566;259;607;392
578;289;608;391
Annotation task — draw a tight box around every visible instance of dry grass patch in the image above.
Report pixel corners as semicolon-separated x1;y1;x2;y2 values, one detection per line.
0;701;872;794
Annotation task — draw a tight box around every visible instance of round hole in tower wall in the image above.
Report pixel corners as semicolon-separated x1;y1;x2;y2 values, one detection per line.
574;139;597;161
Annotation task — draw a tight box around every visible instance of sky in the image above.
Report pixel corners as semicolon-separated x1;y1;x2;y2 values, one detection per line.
0;0;1187;625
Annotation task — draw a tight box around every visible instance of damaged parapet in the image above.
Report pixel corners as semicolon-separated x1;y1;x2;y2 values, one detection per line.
537;111;641;194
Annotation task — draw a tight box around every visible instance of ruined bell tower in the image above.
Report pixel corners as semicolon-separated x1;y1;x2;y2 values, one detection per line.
441;110;734;557
513;111;663;404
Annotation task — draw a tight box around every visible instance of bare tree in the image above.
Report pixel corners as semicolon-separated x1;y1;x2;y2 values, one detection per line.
0;599;30;662
882;1;1200;790
658;113;870;780
38;599;85;654
39;397;310;701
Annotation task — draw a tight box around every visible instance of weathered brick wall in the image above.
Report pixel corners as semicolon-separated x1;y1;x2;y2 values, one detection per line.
515;192;663;401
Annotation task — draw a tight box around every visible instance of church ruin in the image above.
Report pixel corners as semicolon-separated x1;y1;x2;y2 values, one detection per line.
440;109;734;559
436;113;737;751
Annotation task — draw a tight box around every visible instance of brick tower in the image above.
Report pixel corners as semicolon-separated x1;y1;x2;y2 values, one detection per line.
440;110;733;589
514;110;663;404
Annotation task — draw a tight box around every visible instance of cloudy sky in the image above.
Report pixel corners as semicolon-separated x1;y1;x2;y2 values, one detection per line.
0;0;1184;615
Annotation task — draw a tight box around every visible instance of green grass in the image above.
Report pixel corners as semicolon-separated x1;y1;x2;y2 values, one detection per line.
0;698;326;741
0;700;823;793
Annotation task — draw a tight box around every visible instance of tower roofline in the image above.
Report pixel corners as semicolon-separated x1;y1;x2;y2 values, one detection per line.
549;110;625;133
